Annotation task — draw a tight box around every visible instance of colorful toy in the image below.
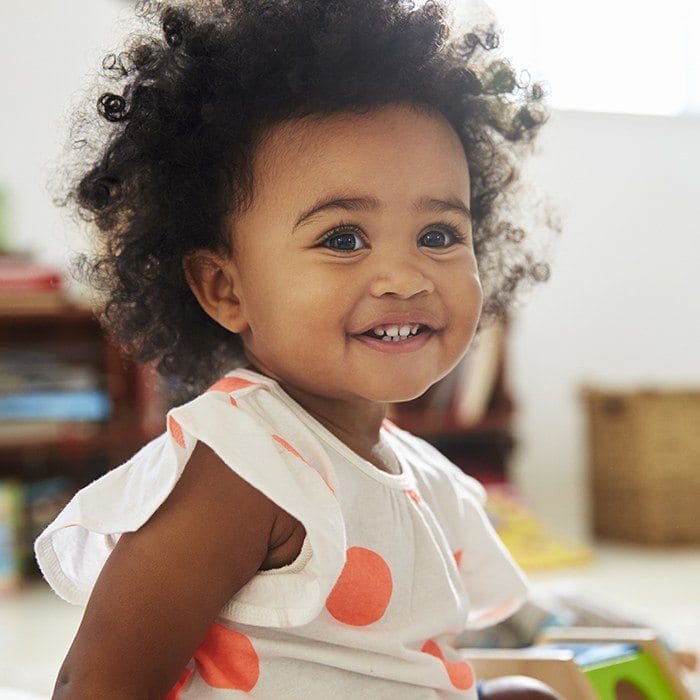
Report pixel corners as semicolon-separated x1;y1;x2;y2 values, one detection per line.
483;484;593;571
462;628;693;699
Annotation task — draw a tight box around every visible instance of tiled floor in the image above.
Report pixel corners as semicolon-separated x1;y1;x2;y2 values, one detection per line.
1;543;699;698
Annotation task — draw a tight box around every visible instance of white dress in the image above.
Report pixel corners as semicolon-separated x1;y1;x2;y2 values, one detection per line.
35;368;528;699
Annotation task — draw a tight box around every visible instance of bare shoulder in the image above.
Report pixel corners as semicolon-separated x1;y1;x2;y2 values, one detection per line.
53;440;300;698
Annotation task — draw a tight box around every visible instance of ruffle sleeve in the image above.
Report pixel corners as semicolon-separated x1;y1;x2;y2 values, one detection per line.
34;379;347;628
385;426;528;631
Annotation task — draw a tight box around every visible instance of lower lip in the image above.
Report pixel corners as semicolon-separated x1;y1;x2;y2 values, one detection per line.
351;331;434;354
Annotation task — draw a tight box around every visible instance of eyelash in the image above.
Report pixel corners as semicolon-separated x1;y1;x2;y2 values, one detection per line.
318;221;469;251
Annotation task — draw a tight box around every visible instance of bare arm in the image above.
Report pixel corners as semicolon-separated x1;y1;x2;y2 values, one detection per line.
52;441;286;699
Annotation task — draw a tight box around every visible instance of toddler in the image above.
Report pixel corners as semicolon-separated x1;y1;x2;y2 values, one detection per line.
35;0;559;697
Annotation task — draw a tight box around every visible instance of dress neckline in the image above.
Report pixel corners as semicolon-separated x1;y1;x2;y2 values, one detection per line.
229;367;415;488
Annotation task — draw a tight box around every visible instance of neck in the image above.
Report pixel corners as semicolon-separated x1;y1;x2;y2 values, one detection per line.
243;363;389;466
279;381;387;448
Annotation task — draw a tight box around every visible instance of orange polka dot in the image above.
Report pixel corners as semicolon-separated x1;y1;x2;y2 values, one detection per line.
421;638;475;690
229;396;238;408
326;546;393;626
194;623;259;692
272;434;308;464
168;415;186;448
453;549;463;568
271;434;336;495
405;488;421;504
207;376;256;393
164;666;193;699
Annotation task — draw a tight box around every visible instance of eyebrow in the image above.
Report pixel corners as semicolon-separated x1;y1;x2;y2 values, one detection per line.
293;193;472;230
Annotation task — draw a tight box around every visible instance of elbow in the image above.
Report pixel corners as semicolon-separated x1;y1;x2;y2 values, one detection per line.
51;666;72;699
51;674;152;700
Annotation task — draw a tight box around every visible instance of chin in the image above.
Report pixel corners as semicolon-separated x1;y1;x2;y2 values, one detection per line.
365;380;434;404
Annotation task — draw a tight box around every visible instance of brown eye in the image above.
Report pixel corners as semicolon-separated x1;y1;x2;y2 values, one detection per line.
419;226;464;248
321;226;366;251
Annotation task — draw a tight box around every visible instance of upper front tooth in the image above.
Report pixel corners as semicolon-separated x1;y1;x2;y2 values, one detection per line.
371;324;422;337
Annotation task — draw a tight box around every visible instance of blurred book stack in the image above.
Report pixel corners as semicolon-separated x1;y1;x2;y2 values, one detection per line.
0;479;23;592
0;252;112;444
0;346;112;445
0;250;171;586
0;254;65;313
0;475;78;590
451;320;506;427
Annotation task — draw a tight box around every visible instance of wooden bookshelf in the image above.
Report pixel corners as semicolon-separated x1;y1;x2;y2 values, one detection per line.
0;300;170;581
0;303;165;482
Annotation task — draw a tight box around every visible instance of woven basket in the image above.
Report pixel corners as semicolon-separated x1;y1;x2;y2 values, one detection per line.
581;387;700;544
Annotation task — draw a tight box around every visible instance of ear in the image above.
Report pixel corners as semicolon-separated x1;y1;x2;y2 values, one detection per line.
183;250;249;334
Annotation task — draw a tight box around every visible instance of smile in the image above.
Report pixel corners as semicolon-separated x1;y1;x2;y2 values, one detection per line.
366;323;427;341
351;327;434;354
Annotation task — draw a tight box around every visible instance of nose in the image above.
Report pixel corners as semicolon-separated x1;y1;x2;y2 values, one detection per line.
368;249;436;299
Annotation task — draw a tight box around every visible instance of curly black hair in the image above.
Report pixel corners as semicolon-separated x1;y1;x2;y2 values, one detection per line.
61;0;556;394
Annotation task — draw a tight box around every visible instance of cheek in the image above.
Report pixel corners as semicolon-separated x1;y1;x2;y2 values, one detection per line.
448;263;483;315
446;270;483;352
241;263;343;340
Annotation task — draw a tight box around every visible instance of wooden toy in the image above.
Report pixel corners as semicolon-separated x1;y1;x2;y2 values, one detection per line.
461;627;692;699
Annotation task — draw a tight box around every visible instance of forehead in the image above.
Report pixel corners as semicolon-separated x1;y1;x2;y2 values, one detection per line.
247;103;470;224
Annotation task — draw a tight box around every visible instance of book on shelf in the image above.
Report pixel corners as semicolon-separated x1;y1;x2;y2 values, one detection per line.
0;419;103;445
0;479;23;591
0;291;66;313
0;345;111;445
0;348;102;393
0;254;65;313
0;390;111;421
0;476;77;581
452;319;505;426
0;255;62;292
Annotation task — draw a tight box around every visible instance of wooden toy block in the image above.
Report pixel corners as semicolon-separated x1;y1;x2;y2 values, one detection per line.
463;647;598;699
460;627;692;700
539;627;692;700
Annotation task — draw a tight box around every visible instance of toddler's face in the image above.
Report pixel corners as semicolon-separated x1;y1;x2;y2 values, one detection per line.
226;103;481;404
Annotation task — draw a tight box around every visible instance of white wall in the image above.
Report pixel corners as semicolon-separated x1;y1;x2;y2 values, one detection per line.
510;109;700;538
2;3;699;539
0;0;134;282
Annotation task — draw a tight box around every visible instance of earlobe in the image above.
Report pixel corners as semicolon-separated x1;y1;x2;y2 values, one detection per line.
183;251;249;333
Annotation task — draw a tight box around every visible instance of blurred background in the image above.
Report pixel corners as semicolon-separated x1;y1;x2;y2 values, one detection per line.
0;0;699;697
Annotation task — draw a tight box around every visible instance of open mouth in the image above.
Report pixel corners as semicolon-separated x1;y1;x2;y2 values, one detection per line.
360;324;431;342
